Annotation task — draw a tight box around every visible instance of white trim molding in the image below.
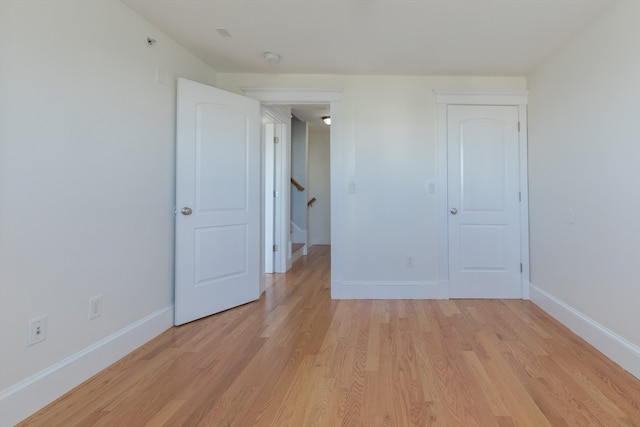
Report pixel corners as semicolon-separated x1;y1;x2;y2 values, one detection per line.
435;89;530;299
530;284;640;380
241;86;343;104
433;90;528;106
332;281;448;299
0;306;174;427
262;104;292;124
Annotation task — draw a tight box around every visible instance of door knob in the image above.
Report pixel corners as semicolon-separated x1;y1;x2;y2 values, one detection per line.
181;207;193;216
450;208;458;215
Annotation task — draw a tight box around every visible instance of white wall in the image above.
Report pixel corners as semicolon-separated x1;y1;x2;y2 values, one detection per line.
308;129;331;246
290;116;308;232
218;74;526;296
527;2;640;377
0;1;217;424
1;3;635;424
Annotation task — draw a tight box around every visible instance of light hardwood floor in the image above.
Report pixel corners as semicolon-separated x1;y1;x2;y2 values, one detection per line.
21;245;640;426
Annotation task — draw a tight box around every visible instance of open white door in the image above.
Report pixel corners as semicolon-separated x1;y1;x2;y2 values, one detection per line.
448;105;522;298
175;78;261;325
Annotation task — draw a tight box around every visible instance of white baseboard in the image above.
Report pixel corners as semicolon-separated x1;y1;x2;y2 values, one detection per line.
332;280;448;299
530;284;640;380
0;305;174;427
309;236;330;246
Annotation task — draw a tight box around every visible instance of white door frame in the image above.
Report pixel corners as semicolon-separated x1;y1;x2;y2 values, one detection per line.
241;87;343;281
434;90;530;299
263;105;291;275
263;122;275;275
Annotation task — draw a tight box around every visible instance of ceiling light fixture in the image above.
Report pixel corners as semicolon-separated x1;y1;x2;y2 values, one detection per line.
263;52;280;65
322;116;331;125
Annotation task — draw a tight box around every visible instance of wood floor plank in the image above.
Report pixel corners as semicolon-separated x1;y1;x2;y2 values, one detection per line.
18;245;640;426
426;308;491;426
474;331;554;427
143;399;186;427
462;350;511;417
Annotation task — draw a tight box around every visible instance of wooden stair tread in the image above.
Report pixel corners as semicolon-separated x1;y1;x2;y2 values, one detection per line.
292;243;305;253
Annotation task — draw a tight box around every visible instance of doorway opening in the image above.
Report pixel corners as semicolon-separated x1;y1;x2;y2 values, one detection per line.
263;104;332;275
241;85;343;292
290;105;331;264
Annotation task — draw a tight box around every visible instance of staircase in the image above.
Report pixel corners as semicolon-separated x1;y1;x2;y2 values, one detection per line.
290;221;307;264
291;241;306;264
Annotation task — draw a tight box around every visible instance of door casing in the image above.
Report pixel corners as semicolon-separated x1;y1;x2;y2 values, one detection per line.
262;105;291;274
241;87;343;287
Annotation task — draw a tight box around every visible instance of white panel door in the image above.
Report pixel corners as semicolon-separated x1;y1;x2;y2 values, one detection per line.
175;78;261;325
448;105;522;298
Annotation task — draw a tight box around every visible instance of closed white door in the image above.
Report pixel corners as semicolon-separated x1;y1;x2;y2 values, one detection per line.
175;78;261;325
448;105;522;298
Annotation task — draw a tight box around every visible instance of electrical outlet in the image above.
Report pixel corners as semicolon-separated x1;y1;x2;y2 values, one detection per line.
89;294;103;320
27;316;47;346
406;255;415;267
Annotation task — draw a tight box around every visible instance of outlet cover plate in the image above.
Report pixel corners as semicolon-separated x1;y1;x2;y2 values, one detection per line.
27;316;48;346
89;294;103;320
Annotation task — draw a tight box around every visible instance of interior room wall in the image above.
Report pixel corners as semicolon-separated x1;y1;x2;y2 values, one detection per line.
527;2;640;376
0;1;217;423
217;74;526;291
308;129;331;246
3;0;637;423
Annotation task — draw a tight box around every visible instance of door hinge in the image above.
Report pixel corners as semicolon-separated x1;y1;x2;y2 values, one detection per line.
274;136;279;144
273;244;278;252
519;192;521;202
520;263;523;273
518;122;521;132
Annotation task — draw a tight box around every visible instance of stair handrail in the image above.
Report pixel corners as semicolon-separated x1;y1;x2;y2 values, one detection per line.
290;177;305;192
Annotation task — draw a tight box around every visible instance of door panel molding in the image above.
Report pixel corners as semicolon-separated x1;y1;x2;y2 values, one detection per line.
435;90;530;299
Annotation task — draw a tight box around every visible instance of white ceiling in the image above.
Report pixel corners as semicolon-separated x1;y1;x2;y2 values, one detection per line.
123;0;614;130
292;104;331;133
123;0;614;76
